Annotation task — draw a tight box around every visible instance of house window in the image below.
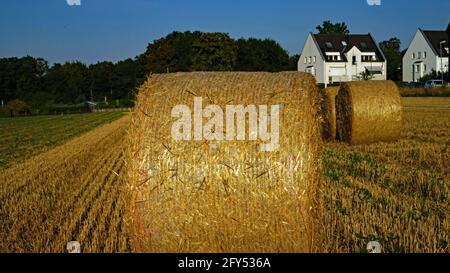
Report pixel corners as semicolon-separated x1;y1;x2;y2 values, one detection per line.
423;51;426;58
361;55;373;62
424;64;427;72
304;57;307;64
325;42;333;48
360;42;368;49
308;57;312;63
412;53;415;59
352;56;357;65
415;64;421;73
313;56;316;63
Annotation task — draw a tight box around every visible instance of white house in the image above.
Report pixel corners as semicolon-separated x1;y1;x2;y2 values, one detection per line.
402;28;449;83
298;33;387;85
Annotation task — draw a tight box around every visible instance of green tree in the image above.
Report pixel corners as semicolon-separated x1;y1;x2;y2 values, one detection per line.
90;61;117;101
191;32;237;71
114;58;139;100
316;20;350;34
7;99;31;117
359;70;374;81
288;54;300;71
379;38;402;81
6;56;48;102
142;31;202;73
234;38;291;71
0;58;18;103
54;62;90;103
44;63;67;103
418;69;443;83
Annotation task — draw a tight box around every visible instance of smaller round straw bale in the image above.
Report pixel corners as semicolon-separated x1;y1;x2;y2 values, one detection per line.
336;81;402;145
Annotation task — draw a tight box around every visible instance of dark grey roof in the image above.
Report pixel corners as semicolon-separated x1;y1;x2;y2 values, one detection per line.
421;29;448;57
312;33;385;62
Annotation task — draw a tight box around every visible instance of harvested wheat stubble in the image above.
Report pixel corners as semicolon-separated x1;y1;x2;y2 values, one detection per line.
128;72;322;252
0;116;131;253
336;81;402;145
321;86;339;141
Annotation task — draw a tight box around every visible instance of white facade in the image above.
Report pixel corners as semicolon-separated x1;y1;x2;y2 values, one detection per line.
297;34;326;83
298;33;386;85
403;29;449;83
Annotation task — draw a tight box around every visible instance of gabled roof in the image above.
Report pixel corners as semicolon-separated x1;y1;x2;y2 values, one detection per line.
420;29;448;57
312;33;385;62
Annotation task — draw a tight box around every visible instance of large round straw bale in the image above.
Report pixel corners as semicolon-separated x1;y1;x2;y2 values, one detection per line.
321;86;339;141
335;80;402;145
128;72;322;252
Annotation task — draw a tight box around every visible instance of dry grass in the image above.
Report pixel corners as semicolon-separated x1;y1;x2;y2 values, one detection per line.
0;116;131;253
400;87;450;97
315;97;450;253
128;72;322;253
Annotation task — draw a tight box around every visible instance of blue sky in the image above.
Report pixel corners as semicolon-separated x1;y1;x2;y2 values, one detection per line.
0;0;449;64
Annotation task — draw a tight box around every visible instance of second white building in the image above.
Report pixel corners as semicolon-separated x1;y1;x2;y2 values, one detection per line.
402;28;448;83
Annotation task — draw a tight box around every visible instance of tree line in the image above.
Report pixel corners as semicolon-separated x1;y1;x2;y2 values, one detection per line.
0;22;407;116
0;31;298;115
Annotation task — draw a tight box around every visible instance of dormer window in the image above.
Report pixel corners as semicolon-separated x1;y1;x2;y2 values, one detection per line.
361;55;375;62
326;55;339;61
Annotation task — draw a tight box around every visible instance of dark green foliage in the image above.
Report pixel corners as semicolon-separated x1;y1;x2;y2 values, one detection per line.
418;69;446;83
0;31;299;115
379;38;402;81
316;20;350;34
6;99;31;117
234;38;292;71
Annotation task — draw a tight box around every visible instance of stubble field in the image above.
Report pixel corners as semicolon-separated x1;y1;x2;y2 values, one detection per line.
0;114;131;252
316;97;450;252
0;97;448;253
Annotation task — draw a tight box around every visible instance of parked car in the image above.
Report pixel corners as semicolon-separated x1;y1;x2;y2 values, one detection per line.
424;80;444;89
406;82;424;88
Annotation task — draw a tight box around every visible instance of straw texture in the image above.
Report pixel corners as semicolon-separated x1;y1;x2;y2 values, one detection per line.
336;81;402;145
321;86;339;141
128;72;322;252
